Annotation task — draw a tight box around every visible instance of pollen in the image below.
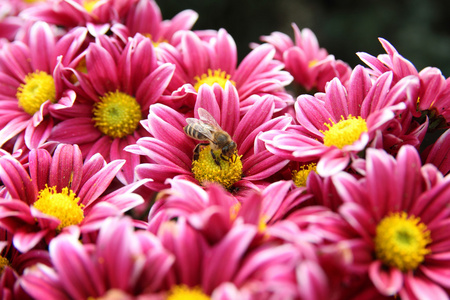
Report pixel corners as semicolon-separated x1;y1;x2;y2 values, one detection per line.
292;163;317;187
33;186;84;231
16;71;56;115
0;256;10;273
167;285;210;300
193;69;236;91
374;211;432;272
83;0;100;12
92;91;142;139
308;59;319;68
191;145;242;190
320;115;368;149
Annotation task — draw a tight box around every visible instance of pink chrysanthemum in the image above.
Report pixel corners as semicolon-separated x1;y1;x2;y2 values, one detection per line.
0;228;50;300
261;65;424;176
126;82;291;194
333;145;450;298
258;23;352;92
156;28;294;113
358;38;450;128
0;21;79;155
0;144;145;253
20;216;174;299
49;33;175;184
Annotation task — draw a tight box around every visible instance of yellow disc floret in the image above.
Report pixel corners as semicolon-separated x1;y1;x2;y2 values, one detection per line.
167;285;210;300
374;212;432;272
193;69;236;91
92;91;142;139
33;186;84;231
0;256;10;273
292;163;317;187
321;115;368;149
191;145;242;190
16;71;56;115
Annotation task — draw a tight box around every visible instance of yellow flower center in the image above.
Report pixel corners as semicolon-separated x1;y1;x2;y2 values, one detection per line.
191;145;242;190
193;69;235;91
0;256;10;273
292;163;317;187
92;91;142;139
321;115;368;149
33;186;84;231
308;59;319;68
167;285;210;300
83;0;100;12
16;71;56;115
374;212;432;272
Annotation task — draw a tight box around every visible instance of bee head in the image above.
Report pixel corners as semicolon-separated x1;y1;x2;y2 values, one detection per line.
222;141;237;159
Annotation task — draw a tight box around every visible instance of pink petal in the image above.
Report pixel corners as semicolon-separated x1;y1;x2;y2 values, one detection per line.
49;144;84;192
50;234;105;299
86;43;119;95
243;150;289;180
28;21;56;72
403;273;448;300
369;260;403;296
13;229;49;253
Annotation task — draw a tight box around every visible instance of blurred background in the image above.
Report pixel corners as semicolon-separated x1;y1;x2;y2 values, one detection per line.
158;0;450;77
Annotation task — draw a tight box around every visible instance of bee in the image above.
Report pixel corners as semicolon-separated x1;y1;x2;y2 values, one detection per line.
184;108;237;167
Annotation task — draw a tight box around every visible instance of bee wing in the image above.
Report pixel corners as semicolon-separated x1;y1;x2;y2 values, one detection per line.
198;108;223;131
185;117;215;140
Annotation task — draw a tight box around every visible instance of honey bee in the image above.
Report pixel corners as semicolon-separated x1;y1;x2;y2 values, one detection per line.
184;108;237;167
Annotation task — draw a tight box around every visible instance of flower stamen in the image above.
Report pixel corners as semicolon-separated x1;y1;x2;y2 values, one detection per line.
191;145;242;190
167;285;210;300
16;71;56;115
320;115;368;149
292;163;317;187
92;91;142;139
374;212;432;272
33;186;84;231
193;69;235;91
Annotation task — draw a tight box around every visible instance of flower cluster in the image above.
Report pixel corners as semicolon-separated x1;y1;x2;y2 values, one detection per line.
0;0;449;299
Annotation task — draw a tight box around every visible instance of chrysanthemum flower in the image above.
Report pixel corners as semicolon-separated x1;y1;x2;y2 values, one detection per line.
258;23;352;92
358;38;450;128
49;34;175;184
0;21;78;154
123;0;198;45
148;178;311;243
19;0;135;29
0;144;145;253
20;216;174;299
126;82;291;194
0;228;50;300
156;28;294;113
333;145;450;298
261;65;423;176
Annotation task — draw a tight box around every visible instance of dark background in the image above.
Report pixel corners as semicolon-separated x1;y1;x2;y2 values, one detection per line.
158;0;450;77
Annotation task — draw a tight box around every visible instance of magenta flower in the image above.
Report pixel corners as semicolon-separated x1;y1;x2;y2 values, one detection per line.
156;28;294;113
49;33;175;184
126;82;291;194
0;144;145;253
123;0;198;45
19;0;136;29
258;23;352;92
261;65;423;176
358;38;450;127
333;145;450;298
20;216;174;299
0;21;79;155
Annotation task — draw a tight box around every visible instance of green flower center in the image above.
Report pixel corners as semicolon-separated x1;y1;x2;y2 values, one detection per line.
321;115;368;149
16;71;56;115
92;91;142;139
191;145;242;190
374;212;432;272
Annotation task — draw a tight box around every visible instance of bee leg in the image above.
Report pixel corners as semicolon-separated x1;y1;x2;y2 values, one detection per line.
193;143;209;161
211;150;222;169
